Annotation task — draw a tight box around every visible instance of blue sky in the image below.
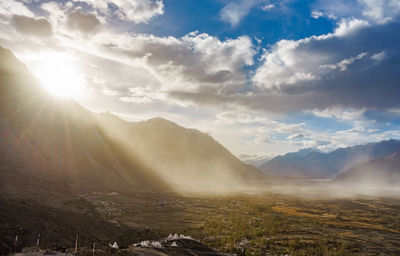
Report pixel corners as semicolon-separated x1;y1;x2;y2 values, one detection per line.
1;0;400;164
136;0;334;42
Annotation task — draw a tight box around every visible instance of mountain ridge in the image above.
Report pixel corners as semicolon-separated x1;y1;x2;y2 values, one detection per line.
259;139;400;178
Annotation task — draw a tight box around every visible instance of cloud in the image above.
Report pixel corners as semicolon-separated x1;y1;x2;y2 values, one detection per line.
238;153;272;167
220;0;265;26
166;19;388;113
287;133;304;140
67;9;100;34
301;139;331;149
41;1;70;31
261;4;274;11
12;15;52;37
211;109;391;154
215;111;269;125
118;87;160;103
247;20;400;112
250;19;372;90
311;10;324;19
72;0;164;23
320;52;368;71
360;0;400;23
215;111;307;137
10;0;399;121
314;0;400;24
370;51;386;62
334;18;369;36
77;51;163;100
0;0;255;107
0;0;33;17
95;31;255;93
306;107;366;121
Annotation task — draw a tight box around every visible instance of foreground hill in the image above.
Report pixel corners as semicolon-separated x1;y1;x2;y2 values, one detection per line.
335;152;400;186
259;140;400;178
0;46;262;200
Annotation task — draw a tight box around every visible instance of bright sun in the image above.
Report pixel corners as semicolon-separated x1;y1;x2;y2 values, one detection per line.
33;52;85;98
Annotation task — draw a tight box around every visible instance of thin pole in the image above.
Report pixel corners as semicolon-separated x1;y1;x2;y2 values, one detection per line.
36;233;40;248
14;235;18;252
74;234;79;254
92;242;95;256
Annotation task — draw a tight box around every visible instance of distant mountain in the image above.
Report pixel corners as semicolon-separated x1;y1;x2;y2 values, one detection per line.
0;46;262;200
268;148;321;163
335;152;400;186
259;140;400;178
239;154;272;167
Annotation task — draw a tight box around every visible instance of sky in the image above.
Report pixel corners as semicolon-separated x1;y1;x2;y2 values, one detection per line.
1;0;400;164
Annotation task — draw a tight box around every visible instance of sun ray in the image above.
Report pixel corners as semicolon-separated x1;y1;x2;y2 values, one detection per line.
28;51;85;98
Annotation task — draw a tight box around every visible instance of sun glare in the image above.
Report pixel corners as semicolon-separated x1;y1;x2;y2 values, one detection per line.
32;52;85;98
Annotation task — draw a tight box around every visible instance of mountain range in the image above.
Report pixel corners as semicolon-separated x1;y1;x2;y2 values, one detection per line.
259;140;400;179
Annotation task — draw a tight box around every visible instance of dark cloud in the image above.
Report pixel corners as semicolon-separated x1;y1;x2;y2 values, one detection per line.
12;15;52;37
170;21;400;117
364;109;400;123
295;22;400;109
67;10;100;34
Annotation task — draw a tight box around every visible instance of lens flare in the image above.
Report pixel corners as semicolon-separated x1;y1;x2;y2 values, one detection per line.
32;52;85;98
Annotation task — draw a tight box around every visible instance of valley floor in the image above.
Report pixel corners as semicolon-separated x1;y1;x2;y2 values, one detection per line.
2;189;400;255
80;191;400;255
